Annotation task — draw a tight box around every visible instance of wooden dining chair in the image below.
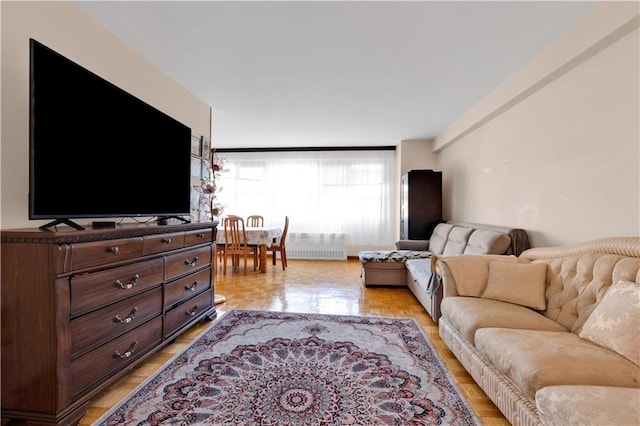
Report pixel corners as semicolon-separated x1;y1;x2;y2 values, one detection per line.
268;216;289;270
246;215;264;227
223;215;258;274
216;216;228;271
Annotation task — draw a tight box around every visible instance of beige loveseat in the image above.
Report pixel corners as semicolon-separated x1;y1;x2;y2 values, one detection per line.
436;237;640;425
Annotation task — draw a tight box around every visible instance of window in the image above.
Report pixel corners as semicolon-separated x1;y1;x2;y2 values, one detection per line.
219;150;395;246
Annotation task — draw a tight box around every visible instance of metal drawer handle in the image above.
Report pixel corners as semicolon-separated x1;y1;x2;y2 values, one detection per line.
184;256;199;267
185;305;199;317
109;246;119;255
196;232;205;238
113;307;138;324
115;274;140;290
162;237;172;244
113;341;137;359
185;282;198;292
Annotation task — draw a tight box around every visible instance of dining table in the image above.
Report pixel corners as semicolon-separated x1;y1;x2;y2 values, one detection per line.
216;225;283;273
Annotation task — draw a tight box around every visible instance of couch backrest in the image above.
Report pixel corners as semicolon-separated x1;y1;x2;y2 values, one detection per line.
521;237;640;333
446;220;530;256
428;223;454;254
442;226;475;255
463;229;512;255
437;221;527;256
399;220;530;256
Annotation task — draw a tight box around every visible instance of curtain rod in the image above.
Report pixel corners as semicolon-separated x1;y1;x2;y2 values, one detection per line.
215;146;396;153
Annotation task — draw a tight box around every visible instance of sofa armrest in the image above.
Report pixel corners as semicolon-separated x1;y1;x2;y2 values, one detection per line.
395;239;430;251
433;257;458;297
434;254;524;297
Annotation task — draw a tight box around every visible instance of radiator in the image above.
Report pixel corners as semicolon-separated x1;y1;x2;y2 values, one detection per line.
286;244;347;260
288;232;346;244
285;233;347;260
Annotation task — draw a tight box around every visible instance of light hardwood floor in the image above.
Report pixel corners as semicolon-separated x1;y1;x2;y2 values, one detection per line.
79;258;509;425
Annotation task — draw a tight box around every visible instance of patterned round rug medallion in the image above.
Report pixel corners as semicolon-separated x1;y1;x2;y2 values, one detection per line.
94;310;480;426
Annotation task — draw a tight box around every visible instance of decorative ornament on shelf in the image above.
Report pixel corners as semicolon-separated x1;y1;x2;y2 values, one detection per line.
211;202;225;218
196;159;214;222
191;138;225;223
211;149;226;173
208;148;228;220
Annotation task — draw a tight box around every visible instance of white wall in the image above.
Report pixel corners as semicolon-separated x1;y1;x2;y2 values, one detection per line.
398;139;438;176
395;139;439;242
1;1;212;229
434;2;639;247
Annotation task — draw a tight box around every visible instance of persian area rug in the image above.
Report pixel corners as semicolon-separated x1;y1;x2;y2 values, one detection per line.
94;309;480;426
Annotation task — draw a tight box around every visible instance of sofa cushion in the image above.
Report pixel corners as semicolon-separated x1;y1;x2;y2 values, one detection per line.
440;297;566;345
536;385;640;426
405;258;432;292
442;226;475;255
428;223;454;255
463;229;511;255
437;254;523;297
579;279;640;367
475;328;640;401
482;261;548;310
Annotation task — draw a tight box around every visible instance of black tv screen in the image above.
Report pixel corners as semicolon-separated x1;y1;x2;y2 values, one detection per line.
29;39;192;227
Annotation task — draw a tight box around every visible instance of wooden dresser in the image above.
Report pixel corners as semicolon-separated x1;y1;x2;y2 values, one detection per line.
1;222;217;425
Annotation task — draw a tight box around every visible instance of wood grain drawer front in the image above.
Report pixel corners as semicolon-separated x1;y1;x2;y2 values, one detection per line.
165;289;213;338
164;268;211;309
70;288;162;357
70;257;164;316
165;245;212;281
71;316;162;398
185;228;213;246
142;232;185;256
69;237;143;270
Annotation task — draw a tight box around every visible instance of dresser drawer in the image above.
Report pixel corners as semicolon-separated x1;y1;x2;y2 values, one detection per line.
70;288;162;357
71;316;162;398
142;232;185;256
185;228;213;247
69;237;143;270
165;289;213;338
70;257;164;316
165;245;212;281
164;268;211;309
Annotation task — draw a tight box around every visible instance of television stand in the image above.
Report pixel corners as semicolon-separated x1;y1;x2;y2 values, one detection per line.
39;218;85;231
1;222;216;426
156;215;191;225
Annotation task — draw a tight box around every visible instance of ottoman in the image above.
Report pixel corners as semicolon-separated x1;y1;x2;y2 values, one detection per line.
358;250;432;287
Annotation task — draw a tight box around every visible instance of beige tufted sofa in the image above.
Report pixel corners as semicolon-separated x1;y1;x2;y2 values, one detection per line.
436;237;640;426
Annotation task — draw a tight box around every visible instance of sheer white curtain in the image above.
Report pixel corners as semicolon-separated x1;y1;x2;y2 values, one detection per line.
218;150;395;246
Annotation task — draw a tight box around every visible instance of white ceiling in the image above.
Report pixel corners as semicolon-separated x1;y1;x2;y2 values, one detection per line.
73;1;597;149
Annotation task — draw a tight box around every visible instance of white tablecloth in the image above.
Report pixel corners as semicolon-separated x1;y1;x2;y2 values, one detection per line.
216;226;282;247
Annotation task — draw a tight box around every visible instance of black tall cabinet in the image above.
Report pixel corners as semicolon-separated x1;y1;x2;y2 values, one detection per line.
400;169;442;240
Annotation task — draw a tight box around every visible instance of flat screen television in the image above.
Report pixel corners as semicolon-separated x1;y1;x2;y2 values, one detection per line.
29;39;192;230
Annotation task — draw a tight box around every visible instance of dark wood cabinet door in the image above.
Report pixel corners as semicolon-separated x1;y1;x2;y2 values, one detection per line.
400;170;442;240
